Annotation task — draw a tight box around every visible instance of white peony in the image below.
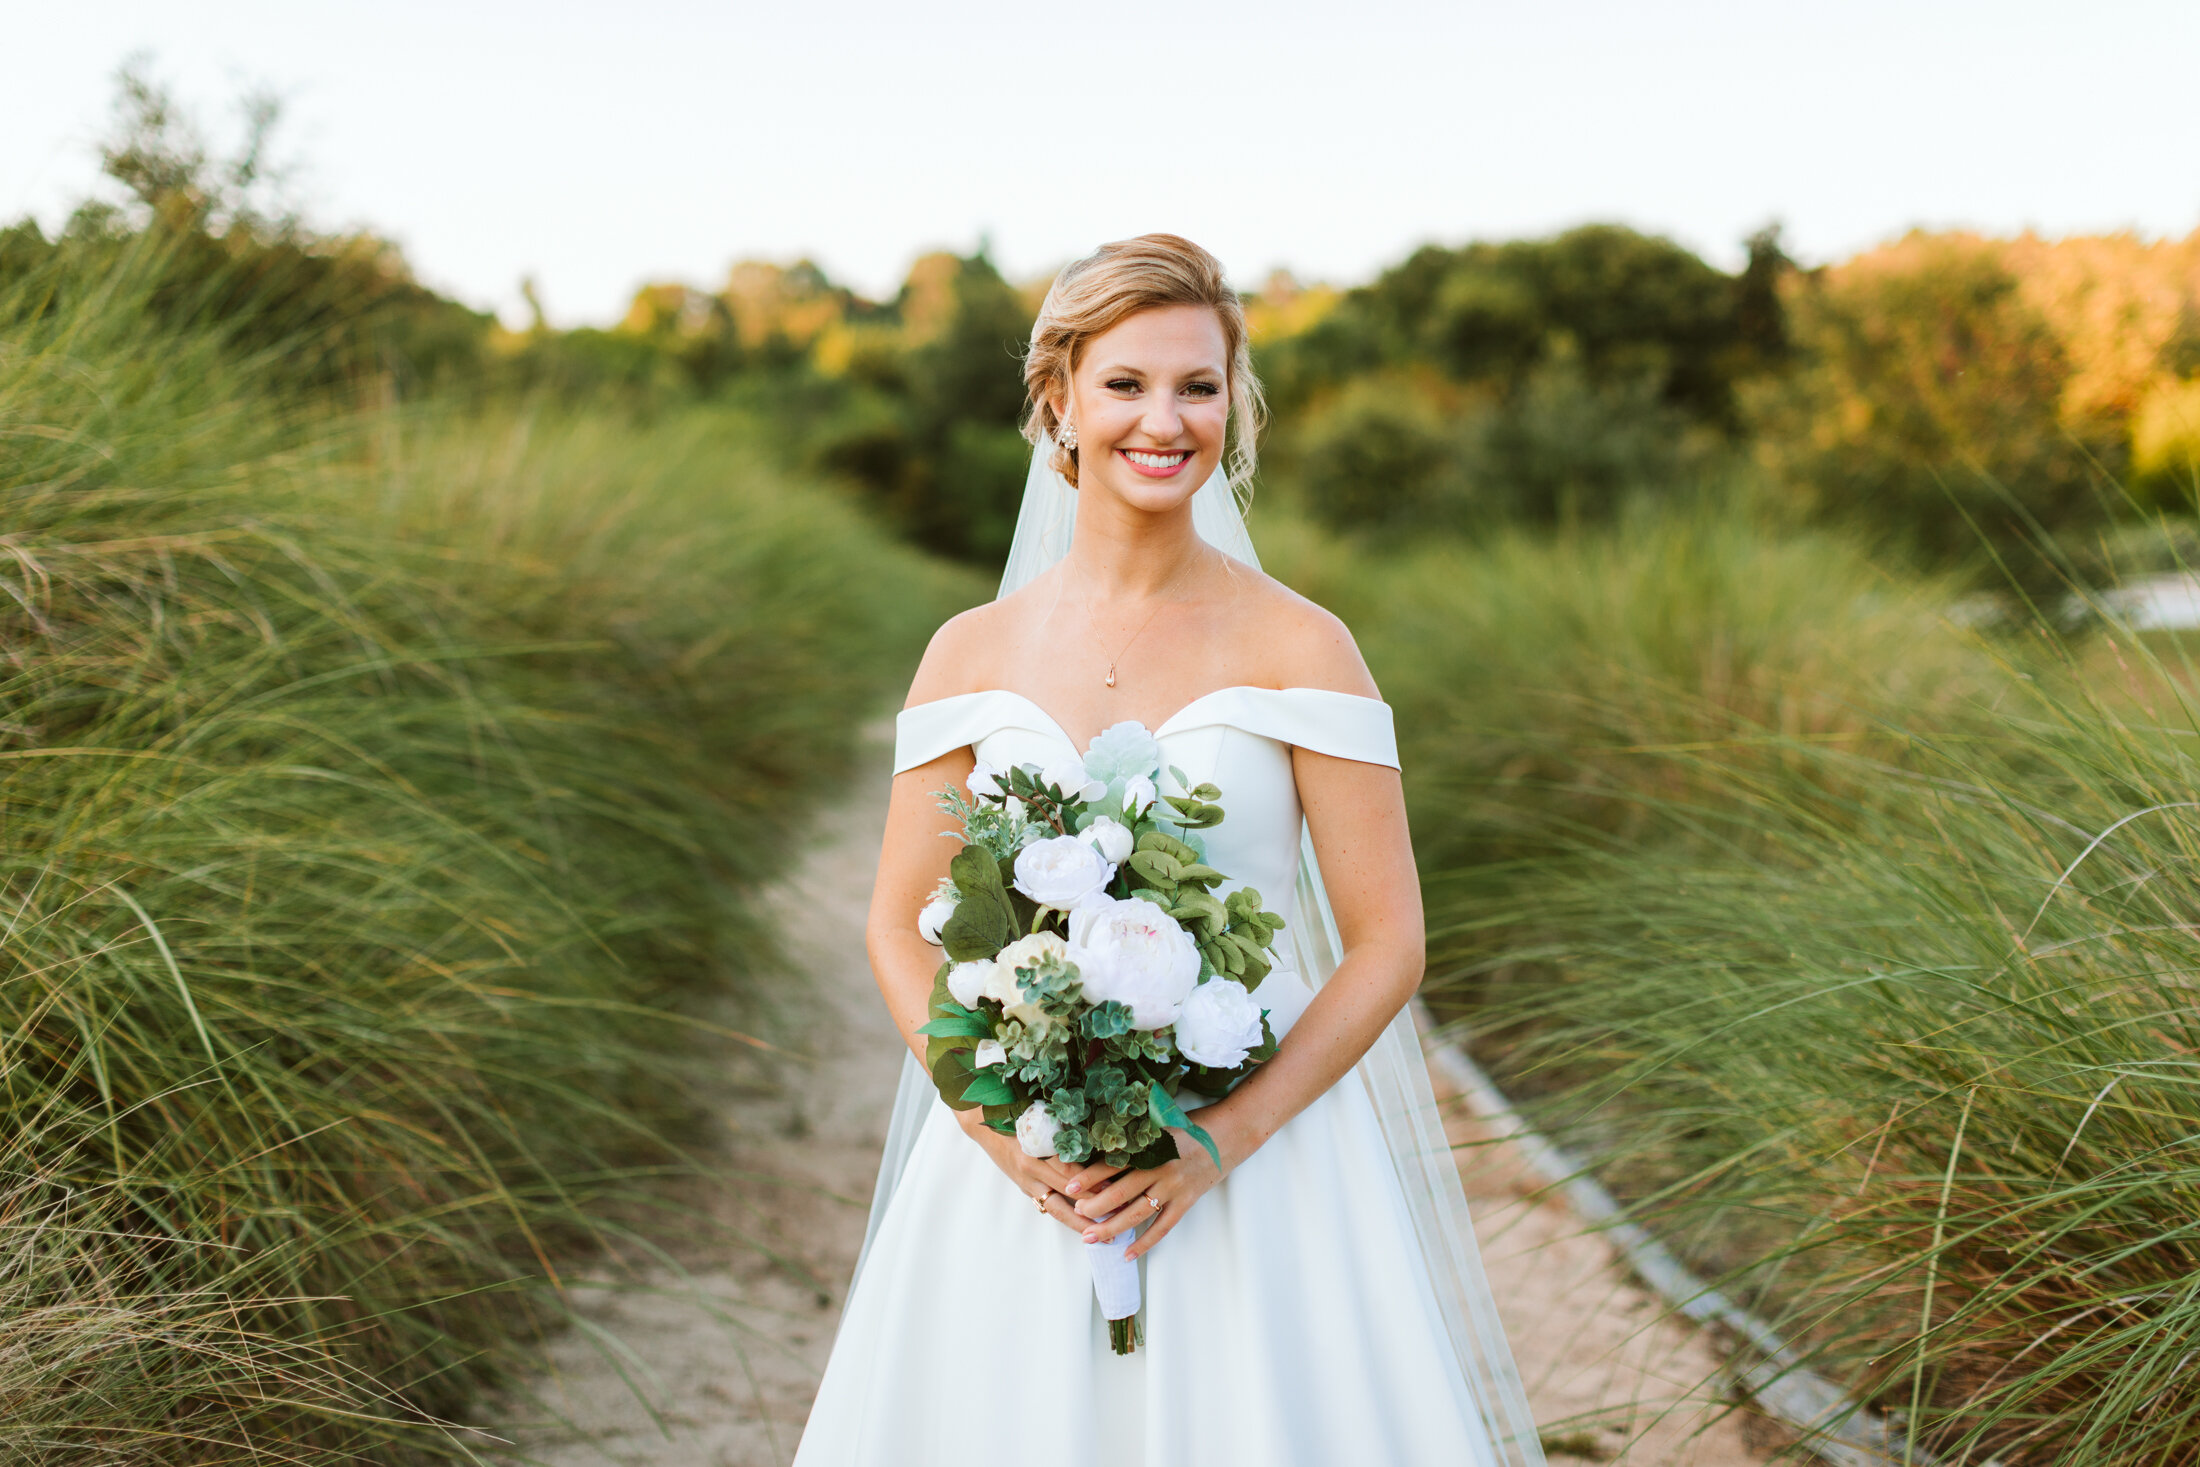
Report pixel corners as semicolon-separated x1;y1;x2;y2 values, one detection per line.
991;931;1070;1024
917;888;958;945
946;959;995;1010
1013;834;1115;909
1175;978;1267;1069
1016;1100;1061;1158
1083;815;1134;864
1067;896;1201;1030
973;1038;1007;1069
1121;773;1157;816
967;761;1004;799
1040;758;1108;805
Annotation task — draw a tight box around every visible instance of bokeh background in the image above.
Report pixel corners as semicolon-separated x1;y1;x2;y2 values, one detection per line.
7;5;2200;1462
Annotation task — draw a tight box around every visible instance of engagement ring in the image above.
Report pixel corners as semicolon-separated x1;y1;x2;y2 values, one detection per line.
1146;1195;1164;1213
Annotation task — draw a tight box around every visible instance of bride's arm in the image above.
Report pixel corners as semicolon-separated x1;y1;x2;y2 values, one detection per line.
866;624;1091;1234
1199;747;1426;1165
868;746;976;1066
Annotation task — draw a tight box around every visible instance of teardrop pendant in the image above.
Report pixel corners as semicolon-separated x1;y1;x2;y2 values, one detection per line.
1104;666;1117;688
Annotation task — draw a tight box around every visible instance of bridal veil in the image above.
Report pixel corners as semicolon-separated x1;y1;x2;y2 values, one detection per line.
855;437;1546;1465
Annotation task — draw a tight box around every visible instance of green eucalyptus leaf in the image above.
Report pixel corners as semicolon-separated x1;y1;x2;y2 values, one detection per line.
1128;849;1182;885
960;1071;1016;1107
1136;830;1199;863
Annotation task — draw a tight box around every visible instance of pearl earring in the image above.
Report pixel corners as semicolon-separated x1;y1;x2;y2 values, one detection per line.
1059;419;1078;451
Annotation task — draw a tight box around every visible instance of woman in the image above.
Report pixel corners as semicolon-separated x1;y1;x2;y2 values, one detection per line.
795;235;1540;1465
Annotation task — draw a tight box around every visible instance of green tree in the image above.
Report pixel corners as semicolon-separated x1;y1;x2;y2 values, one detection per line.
818;249;1035;562
1292;376;1473;537
11;63;495;395
1261;224;1770;429
1754;234;2122;583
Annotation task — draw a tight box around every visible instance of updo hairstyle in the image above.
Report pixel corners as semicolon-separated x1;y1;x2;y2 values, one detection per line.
1023;233;1265;489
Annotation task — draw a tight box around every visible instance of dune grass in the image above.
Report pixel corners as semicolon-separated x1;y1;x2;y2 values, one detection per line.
0;234;973;1461
1266;501;2200;1461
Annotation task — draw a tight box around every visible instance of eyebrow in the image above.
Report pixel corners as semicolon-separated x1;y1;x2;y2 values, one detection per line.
1093;363;1225;379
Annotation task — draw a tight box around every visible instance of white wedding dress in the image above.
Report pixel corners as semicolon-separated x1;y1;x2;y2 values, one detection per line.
793;686;1508;1466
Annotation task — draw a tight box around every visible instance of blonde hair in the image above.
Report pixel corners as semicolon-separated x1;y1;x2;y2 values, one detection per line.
1023;233;1265;489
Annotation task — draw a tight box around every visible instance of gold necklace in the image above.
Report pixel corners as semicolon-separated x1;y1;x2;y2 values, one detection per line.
1088;556;1199;688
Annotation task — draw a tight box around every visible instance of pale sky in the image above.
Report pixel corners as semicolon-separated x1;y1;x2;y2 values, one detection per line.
7;1;2197;327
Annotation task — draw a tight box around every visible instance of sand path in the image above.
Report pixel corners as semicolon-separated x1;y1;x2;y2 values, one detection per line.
484;732;1795;1465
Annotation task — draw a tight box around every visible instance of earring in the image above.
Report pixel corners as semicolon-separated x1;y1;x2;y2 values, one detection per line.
1059;420;1078;451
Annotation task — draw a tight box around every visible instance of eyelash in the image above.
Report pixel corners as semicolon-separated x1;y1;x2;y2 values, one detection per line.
1105;379;1221;397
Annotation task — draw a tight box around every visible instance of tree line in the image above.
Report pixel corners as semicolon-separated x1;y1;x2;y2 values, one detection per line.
14;68;2198;587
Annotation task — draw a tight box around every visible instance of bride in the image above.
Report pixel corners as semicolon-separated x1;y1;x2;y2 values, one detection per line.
794;235;1542;1465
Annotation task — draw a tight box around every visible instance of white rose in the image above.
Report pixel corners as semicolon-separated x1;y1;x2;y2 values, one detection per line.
1121;773;1157;816
1013;833;1115;909
1067;896;1200;1031
1016;1101;1061;1158
991;931;1070;1024
974;1038;1007;1069
1083;816;1134;865
1040;758;1108;805
946;959;995;1009
917;889;958;945
967;761;1004;799
1175;978;1267;1069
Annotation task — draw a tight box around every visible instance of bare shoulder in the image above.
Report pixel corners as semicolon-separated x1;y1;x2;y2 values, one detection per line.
1228;564;1381;700
902;569;1061;707
903;604;995;708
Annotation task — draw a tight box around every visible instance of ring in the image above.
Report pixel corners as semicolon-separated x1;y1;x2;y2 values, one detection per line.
1146;1195;1164;1213
1033;1191;1050;1213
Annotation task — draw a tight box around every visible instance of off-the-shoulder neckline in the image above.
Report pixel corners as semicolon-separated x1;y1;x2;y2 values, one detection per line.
898;685;1387;754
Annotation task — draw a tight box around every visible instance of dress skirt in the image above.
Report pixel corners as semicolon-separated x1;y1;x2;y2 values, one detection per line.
793;1053;1499;1467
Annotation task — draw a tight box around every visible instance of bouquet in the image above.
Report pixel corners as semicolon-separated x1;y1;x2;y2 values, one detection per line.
915;721;1288;1354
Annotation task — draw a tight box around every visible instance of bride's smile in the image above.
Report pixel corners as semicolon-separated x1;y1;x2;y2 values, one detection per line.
1119;448;1191;476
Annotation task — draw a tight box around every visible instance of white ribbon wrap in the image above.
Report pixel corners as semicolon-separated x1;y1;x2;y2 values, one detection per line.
1084;1223;1141;1320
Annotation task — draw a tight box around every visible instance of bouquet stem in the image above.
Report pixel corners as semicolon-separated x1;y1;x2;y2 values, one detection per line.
1108;1314;1142;1356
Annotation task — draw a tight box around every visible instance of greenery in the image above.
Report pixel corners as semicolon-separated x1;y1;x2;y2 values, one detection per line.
0;201;970;1457
1262;497;2200;1461
19;55;2200;1464
921;758;1283;1176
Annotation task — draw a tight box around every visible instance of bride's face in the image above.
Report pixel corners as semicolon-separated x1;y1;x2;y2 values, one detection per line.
1059;304;1229;513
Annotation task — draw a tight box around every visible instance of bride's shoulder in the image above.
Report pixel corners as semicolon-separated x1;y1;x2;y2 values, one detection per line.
1227;564;1382;701
901;572;1055;707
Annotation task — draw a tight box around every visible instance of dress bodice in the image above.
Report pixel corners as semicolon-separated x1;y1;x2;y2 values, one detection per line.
892;686;1399;943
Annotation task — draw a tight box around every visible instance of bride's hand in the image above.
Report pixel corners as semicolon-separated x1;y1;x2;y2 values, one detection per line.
1062;1130;1225;1261
954;1107;1088;1236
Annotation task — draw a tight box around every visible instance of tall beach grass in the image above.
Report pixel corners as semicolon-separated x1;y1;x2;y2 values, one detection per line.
1271;502;2200;1460
1;234;970;1460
